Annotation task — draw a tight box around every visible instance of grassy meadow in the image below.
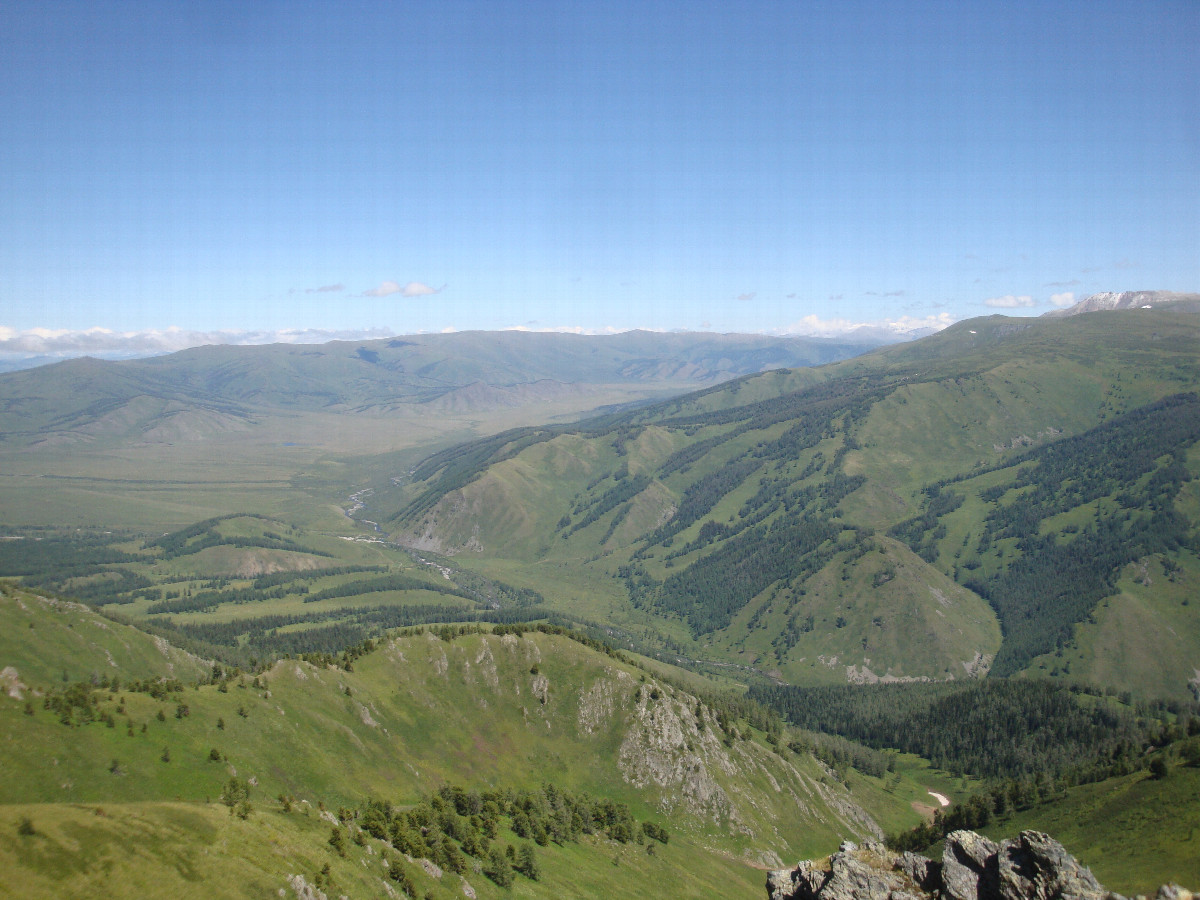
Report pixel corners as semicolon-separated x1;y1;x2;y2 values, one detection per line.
0;582;902;898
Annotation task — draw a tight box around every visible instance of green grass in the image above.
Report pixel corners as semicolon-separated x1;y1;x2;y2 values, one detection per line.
707;535;1000;684
841;752;975;837
1023;552;1200;702
1;589;895;894
0;800;775;900
982;763;1200;895
0;583;209;686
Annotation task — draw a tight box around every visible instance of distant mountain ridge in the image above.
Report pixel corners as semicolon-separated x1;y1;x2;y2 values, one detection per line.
0;330;887;446
1044;289;1200;317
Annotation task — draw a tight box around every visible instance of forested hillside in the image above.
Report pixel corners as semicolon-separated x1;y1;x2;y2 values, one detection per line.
386;309;1200;699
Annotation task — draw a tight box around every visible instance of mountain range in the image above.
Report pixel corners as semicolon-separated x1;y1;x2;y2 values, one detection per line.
2;293;1199;897
0;330;886;445
380;303;1200;702
1043;289;1200;318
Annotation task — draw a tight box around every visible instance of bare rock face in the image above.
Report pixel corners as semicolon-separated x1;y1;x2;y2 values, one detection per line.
767;840;922;900
768;830;1188;900
993;830;1106;900
942;831;999;900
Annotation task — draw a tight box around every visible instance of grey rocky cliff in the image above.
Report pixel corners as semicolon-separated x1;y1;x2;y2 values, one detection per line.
767;831;1195;900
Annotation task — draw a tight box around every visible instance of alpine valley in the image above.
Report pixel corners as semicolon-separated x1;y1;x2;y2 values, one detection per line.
2;295;1200;899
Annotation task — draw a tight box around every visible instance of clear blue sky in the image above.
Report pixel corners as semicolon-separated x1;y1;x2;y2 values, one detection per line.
1;0;1197;354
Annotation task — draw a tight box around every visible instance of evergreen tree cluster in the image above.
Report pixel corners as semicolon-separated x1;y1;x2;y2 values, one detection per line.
886;720;1200;856
352;782;667;888
563;472;652;537
749;679;1182;782
143;514;330;559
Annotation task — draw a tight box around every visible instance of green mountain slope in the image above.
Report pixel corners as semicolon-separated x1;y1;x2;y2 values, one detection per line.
0;583;893;898
0;581;210;686
384;309;1200;698
980;762;1200;895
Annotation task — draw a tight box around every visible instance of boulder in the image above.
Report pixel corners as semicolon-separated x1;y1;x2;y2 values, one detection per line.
942;831;1000;900
995;830;1106;900
768;830;1187;900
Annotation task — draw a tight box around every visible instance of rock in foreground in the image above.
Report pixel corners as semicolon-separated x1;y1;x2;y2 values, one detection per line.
767;830;1194;900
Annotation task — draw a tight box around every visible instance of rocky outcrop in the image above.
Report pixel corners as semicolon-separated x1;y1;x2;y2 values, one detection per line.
767;831;1195;900
1042;290;1200;318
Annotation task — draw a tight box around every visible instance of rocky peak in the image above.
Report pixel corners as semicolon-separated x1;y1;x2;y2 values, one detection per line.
767;830;1195;900
1043;291;1200;318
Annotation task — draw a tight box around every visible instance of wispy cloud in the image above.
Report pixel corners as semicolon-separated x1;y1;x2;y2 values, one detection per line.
306;283;345;294
736;292;757;302
363;280;443;298
984;294;1034;308
1044;279;1080;288
1049;292;1076;308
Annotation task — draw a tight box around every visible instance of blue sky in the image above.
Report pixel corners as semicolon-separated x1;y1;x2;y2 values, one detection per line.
1;0;1197;356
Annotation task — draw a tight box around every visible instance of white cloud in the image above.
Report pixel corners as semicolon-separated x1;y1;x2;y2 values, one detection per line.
736;292;756;302
364;280;402;297
1049;292;1076;308
779;312;955;338
363;280;442;298
306;283;345;294
402;281;441;296
984;294;1034;308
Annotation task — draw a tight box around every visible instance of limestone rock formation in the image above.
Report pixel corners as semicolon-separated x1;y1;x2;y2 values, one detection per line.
767;830;1194;900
